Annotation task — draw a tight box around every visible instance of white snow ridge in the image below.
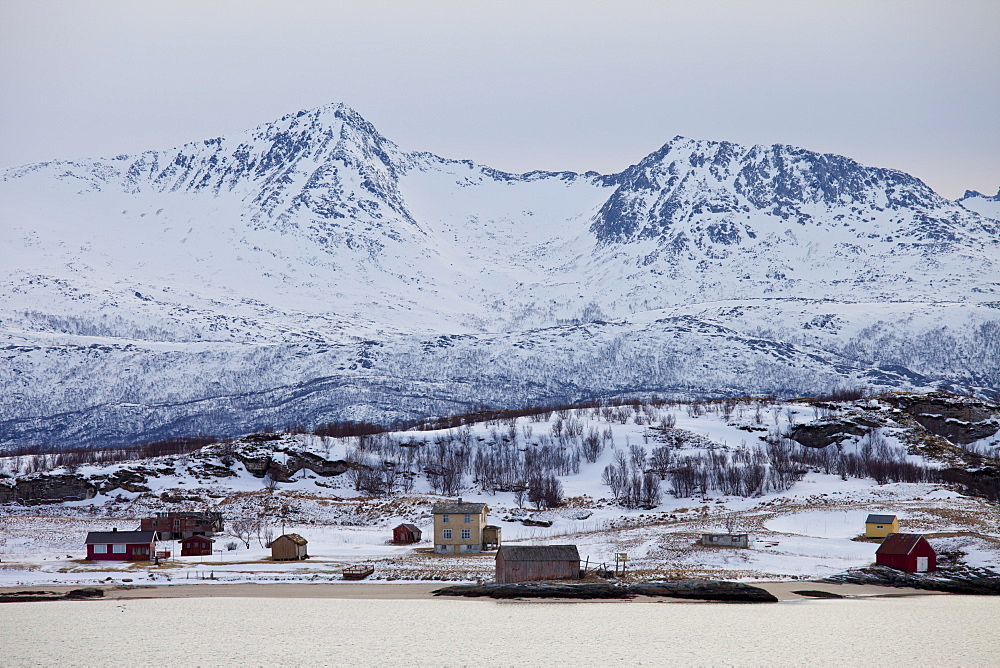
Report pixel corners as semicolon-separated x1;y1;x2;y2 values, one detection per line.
1;102;998;447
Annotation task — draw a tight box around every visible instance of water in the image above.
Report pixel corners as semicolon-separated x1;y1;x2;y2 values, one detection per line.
2;595;997;666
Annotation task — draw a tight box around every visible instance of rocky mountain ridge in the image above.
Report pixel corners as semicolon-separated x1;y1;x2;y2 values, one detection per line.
1;103;999;447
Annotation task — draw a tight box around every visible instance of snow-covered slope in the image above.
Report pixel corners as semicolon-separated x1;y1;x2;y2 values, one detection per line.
957;187;1000;222
1;103;999;447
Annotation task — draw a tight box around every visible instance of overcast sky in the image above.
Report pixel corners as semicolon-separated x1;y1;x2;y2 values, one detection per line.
2;0;997;199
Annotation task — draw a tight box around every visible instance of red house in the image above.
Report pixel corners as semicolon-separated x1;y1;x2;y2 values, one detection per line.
393;523;422;545
85;529;158;561
180;535;215;557
876;533;937;573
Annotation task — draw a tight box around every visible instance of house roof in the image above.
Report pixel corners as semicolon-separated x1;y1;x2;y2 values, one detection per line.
180;535;215;543
396;523;421;533
275;533;307;545
866;514;898;524
85;530;157;545
432;502;487;514
876;533;929;556
498;545;580;562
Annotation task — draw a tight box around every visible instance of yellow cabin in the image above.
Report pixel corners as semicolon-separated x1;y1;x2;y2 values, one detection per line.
865;514;899;538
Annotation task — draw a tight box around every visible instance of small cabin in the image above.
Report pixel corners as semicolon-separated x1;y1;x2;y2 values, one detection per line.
865;514;899;539
496;545;581;584
180;535;214;557
701;533;750;548
85;529;157;561
271;533;308;561
876;533;936;573
393;523;422;545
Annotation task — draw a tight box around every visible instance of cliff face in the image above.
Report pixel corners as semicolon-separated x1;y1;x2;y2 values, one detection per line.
0;474;98;505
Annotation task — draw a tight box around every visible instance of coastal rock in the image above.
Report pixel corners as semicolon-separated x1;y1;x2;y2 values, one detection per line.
628;581;778;602
823;566;1000;595
434;580;778;602
433;582;632;599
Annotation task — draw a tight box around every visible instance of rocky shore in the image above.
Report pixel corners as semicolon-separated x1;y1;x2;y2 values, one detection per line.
433;580;778;602
822;566;1000;596
0;587;104;603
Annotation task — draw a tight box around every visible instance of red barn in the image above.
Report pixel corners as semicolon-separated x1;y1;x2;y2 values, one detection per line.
876;533;936;573
85;529;157;561
393;523;422;545
180;535;215;557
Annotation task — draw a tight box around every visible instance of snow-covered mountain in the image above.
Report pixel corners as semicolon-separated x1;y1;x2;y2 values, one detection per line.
2;102;999;447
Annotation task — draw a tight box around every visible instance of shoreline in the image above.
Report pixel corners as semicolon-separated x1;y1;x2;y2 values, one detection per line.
0;580;943;602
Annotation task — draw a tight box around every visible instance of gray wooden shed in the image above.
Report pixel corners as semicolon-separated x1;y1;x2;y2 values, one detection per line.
701;533;750;548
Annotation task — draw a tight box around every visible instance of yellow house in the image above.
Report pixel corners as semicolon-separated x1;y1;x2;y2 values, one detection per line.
432;499;489;554
865;514;899;538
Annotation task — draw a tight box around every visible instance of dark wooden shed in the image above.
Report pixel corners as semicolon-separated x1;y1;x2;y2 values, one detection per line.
271;533;308;561
701;533;750;548
180;535;215;557
393;523;422;545
876;533;936;573
496;545;581;584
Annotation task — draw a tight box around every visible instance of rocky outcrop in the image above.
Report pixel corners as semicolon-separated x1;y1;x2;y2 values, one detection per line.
0;474;97;505
823;566;1000;595
286;451;350;477
878;392;1000;445
787;418;873;449
434;580;777;602
95;469;150;494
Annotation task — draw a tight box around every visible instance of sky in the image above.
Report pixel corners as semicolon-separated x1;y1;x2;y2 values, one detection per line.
1;0;997;199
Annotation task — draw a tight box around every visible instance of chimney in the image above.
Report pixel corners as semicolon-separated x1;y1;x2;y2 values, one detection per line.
457;497;462;504
112;528;117;532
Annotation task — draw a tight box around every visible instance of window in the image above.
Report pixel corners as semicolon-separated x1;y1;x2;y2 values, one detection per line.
464;514;471;523
93;544;107;554
443;529;452;539
461;529;471;540
151;520;158;527
113;544;126;554
442;514;449;523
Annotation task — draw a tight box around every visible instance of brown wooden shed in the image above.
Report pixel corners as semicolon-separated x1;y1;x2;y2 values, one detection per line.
496;545;581;584
271;533;308;561
180;534;214;556
393;523;422;545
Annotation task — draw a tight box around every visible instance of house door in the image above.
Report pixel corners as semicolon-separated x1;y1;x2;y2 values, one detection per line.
916;557;929;572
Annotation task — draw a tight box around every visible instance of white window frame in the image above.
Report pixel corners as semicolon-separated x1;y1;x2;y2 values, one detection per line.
461;529;471;540
113;544;126;554
442;514;449;523
464;513;471;523
443;529;452;539
93;544;107;554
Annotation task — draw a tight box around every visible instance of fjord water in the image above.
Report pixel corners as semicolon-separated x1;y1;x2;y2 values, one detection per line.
2;595;996;665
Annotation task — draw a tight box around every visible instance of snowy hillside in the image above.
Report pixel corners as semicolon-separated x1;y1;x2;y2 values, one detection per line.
957;188;1000;222
1;394;998;585
1;103;999;447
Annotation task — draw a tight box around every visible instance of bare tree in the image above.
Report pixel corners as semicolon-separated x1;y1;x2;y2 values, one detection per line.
227;517;258;549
